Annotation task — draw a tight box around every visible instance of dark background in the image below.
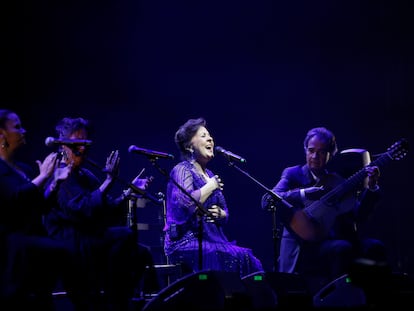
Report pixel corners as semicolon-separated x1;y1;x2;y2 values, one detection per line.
3;1;413;275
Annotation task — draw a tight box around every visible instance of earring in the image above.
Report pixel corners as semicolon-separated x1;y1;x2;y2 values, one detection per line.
185;147;194;161
1;139;10;149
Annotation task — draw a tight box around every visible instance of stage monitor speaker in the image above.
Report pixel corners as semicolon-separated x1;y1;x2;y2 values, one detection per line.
314;271;414;309
242;271;312;308
263;272;312;308
142;270;252;311
241;272;278;310
313;274;366;308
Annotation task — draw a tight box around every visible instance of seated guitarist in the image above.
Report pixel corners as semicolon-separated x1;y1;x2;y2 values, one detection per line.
261;127;387;291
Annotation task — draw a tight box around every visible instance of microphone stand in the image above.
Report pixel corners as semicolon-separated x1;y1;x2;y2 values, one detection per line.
84;156;163;251
145;156;212;271
124;168;147;244
225;160;293;272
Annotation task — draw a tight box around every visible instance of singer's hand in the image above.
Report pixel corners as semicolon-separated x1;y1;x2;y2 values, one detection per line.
200;175;224;204
47;162;73;194
36;152;60;179
54;162;73;183
205;175;223;191
206;205;226;222
104;150;120;178
213;175;224;191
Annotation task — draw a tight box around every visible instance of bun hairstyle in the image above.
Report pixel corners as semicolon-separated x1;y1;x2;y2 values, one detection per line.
175;117;206;160
303;127;338;157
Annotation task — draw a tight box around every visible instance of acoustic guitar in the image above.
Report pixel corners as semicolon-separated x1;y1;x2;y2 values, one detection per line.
285;138;409;241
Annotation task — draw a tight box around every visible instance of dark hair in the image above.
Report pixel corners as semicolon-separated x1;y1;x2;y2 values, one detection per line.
175;117;206;160
55;117;92;139
303;127;338;156
0;109;14;129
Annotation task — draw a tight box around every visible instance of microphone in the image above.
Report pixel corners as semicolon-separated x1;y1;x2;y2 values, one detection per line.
128;145;174;160
45;137;93;147
214;146;246;163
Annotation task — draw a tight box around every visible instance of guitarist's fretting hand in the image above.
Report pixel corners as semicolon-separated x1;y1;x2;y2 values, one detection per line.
366;165;380;190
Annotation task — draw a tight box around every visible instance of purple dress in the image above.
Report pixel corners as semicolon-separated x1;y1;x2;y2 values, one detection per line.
163;161;264;277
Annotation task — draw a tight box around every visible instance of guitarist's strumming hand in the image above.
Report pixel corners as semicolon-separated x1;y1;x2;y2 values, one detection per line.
301;186;325;201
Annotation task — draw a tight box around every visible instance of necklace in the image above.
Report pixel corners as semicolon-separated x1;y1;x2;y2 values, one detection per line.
191;160;209;180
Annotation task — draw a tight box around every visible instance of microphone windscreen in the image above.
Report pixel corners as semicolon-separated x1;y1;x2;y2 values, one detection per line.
45;137;54;146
